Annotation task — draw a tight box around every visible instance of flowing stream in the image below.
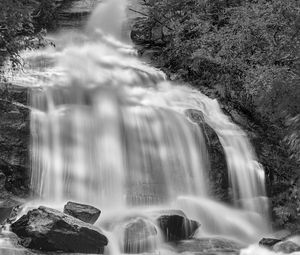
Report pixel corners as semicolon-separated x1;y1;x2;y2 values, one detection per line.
2;0;279;254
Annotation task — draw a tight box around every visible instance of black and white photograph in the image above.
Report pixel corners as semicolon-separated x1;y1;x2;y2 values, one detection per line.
0;0;299;254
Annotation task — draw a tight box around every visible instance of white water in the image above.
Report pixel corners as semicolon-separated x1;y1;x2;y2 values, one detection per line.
2;0;278;254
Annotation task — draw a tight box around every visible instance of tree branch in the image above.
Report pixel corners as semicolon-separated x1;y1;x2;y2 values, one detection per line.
128;8;174;31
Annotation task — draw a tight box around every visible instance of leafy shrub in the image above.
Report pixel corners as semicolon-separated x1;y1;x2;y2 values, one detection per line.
139;0;300;230
0;0;59;67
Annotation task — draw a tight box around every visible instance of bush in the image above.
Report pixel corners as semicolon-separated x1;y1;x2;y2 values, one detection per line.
139;0;300;230
0;0;58;67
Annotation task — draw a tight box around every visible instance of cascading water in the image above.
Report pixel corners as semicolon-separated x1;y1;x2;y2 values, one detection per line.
3;0;274;254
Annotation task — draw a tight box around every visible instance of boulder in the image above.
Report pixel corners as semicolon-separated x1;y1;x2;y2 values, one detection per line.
11;206;108;254
273;240;300;253
171;237;243;254
63;201;101;224
259;237;281;247
156;210;200;241
123;217;158;254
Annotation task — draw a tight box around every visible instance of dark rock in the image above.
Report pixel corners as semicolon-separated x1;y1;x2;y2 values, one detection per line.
259;237;281;247
185;109;230;202
63;201;101;224
156;210;200;241
0;84;30;196
171;237;244;254
123;217;158;254
11;206;108;254
273;240;300;253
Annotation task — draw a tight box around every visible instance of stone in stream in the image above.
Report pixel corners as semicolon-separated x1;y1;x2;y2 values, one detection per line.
259;237;281;247
156;210;200;241
171;237;244;254
123;217;158;254
11;206;108;254
273;240;300;253
63;201;101;224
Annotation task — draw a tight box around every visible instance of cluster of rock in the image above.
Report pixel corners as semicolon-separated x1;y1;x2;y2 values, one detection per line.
122;209;201;254
9;201;245;254
259;237;300;254
11;202;107;254
6;201;300;254
10;204;203;254
154;210;243;254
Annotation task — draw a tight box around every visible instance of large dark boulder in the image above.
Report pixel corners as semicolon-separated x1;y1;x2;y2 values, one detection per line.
156;210;200;241
123;217;158;254
63;201;101;224
259;237;281;248
11;206;108;254
171;237;244;254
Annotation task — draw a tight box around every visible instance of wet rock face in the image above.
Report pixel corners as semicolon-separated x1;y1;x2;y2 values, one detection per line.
11;206;108;254
123;218;158;254
0;84;30;196
156;210;200;241
56;0;100;29
63;201;101;224
185;109;230;202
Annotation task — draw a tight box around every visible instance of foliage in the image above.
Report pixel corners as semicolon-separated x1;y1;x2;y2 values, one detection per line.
0;0;58;68
139;0;300;229
273;180;300;231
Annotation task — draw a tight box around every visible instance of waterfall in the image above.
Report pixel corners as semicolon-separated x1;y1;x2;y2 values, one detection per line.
4;0;270;251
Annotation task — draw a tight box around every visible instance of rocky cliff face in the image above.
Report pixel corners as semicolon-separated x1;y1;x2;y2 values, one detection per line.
56;0;101;29
0;85;30;197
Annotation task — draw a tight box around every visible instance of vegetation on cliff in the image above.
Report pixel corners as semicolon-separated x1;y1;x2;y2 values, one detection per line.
0;0;60;68
135;0;300;230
